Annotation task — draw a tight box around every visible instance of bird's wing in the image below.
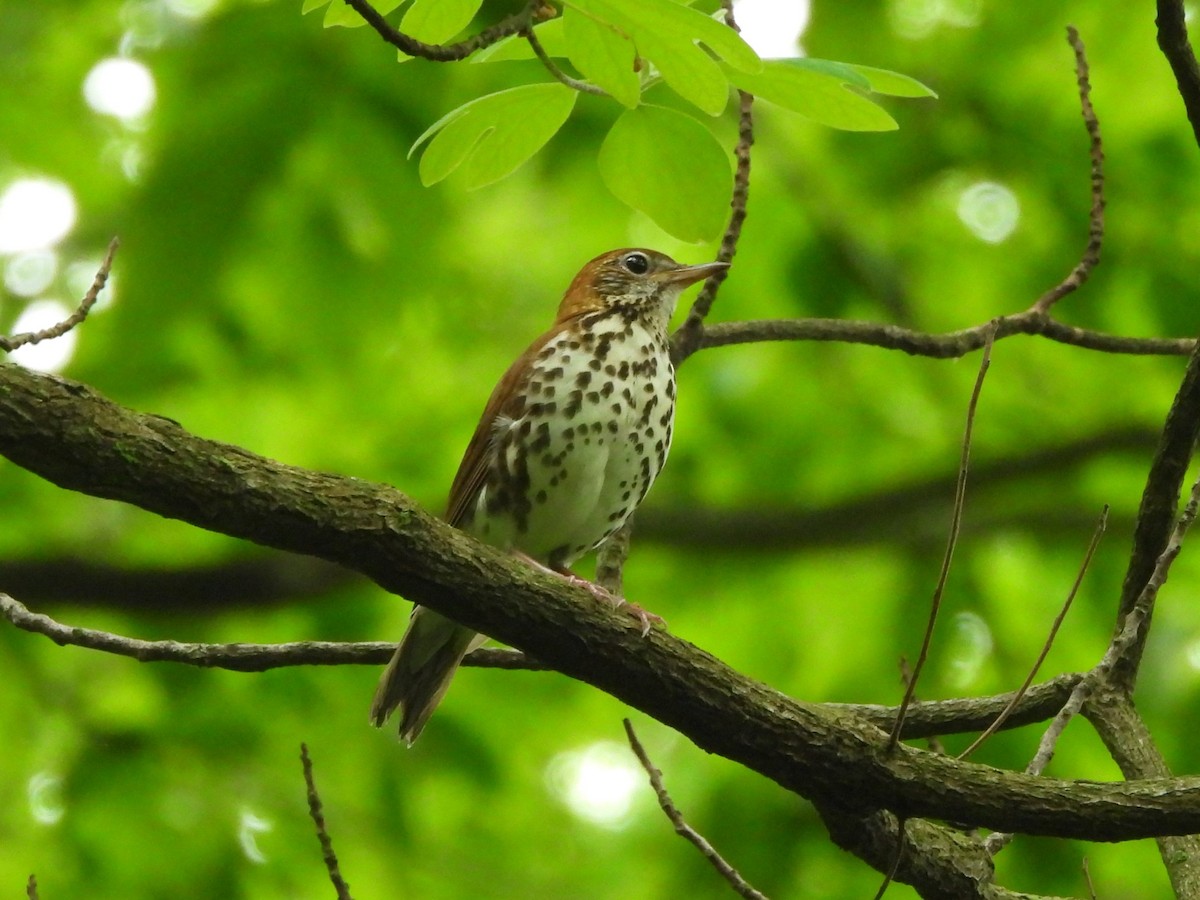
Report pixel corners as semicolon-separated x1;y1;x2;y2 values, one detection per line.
444;326;563;527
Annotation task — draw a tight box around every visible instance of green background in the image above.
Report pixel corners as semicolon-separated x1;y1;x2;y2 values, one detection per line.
2;1;1199;897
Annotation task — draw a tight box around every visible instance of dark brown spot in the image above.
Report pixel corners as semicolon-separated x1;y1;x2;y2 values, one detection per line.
575;371;592;388
600;382;614;398
607;421;619;434
536;490;547;504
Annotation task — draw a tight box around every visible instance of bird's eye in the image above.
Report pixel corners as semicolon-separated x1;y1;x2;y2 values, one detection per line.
622;252;650;275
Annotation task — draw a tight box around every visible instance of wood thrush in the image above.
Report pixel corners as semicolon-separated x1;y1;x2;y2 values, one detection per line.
370;248;726;744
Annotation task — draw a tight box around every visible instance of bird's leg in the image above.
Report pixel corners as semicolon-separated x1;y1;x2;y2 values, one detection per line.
512;551;664;637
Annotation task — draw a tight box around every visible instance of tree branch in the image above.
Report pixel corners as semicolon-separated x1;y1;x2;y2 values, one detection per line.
5;364;1200;843
337;0;546;62
1087;690;1200;899
1157;0;1200;150
1113;338;1200;688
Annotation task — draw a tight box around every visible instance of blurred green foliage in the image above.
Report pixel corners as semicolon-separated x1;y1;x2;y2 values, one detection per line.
2;1;1199;898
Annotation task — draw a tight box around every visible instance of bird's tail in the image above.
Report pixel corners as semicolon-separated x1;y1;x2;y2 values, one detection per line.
369;606;480;745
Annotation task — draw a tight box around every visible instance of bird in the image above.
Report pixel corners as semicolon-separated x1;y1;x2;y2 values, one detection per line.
370;248;727;744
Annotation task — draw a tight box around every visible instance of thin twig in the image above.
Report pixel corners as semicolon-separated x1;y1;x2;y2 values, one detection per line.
301;744;353;900
338;0;547;62
888;323;997;752
869;821;906;900
670;0;754;367
1083;857;1097;900
698;313;1193;359
1031;27;1104;313
0;592;544;671
0;237;119;353
623;720;768;900
2;589;1086;737
985;473;1200;855
957;505;1108;760
598;0;752;594
523;26;607;96
26;875;38;900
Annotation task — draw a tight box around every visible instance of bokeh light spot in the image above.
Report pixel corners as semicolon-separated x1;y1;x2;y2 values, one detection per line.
957;181;1020;244
28;772;65;826
735;0;810;58
8;299;79;373
890;0;982;39
4;251;58;297
238;808;272;864
546;741;642;828
84;57;156;121
0;178;77;253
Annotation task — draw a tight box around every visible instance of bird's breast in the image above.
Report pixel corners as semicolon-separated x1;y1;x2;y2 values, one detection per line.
472;313;676;568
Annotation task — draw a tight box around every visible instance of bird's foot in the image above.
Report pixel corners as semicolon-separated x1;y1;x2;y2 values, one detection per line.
613;599;664;638
513;552;664;636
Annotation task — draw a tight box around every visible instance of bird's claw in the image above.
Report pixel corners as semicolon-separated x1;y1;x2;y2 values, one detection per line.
616;600;664;637
515;553;664;637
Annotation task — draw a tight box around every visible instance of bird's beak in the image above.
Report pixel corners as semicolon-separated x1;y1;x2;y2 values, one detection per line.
655;260;729;287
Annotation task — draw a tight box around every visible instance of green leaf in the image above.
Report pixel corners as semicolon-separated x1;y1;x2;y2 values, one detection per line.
563;6;640;108
472;18;566;63
400;0;483;45
413;84;578;189
729;59;899;131
567;0;762;116
598;105;730;242
301;0;331;14
320;0;406;29
848;64;938;98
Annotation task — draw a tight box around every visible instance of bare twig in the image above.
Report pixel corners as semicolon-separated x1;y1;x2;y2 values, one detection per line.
1031;27;1104;313
26;875;38;900
670;0;754;367
338;0;548;62
2;589;1086;739
301;744;353;900
623;720;768;900
888;323;997;752
1082;857;1096;900
698;313;1192;359
957;505;1107;760
0;237;119;353
0;592;544;671
523;26;606;96
1157;0;1200;150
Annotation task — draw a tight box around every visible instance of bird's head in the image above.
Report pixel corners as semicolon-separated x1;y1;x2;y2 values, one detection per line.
555;248;727;328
